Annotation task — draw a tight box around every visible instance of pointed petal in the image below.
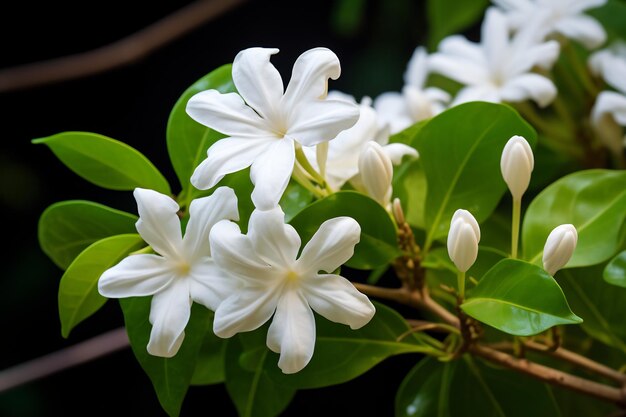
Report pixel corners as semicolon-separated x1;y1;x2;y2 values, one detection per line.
303;274;375;329
452;85;501;105
248;206;301;266
266;290;316;374
482;8;510;70
188;258;237;311
592;91;626;126
250;138;295;210
429;53;489;86
183;186;239;259
209;220;276;283
190;136;274;190
601;54;626;94
283;47;341;108
383;143;419;165
438;35;485;63
186;90;270;137
373;92;413;134
287;98;360;146
298;217;360;274
147;279;191;358
554;15;606;49
404;46;429;88
134;189;183;260
99;254;175;298
500;73;557;107
232;47;284;120
213;284;280;338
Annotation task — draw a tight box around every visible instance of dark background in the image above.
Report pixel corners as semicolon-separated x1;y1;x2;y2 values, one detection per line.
0;0;439;415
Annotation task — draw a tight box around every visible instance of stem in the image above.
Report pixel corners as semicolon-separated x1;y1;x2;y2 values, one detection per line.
292;162;326;199
562;39;598;97
295;145;329;191
511;196;521;259
457;270;466;299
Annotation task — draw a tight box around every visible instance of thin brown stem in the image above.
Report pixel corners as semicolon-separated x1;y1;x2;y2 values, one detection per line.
0;0;247;92
0;327;129;392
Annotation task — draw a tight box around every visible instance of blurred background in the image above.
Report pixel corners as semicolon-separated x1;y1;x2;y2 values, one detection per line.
0;0;475;415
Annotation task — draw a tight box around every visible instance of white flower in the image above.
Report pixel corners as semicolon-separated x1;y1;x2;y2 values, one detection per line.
186;47;360;210
493;0;607;49
429;7;560;107
209;207;376;374
447;209;481;272
358;142;394;207
543;224;578;275
302;93;418;191
98;187;239;357
374;47;450;133
589;44;626;153
500;135;534;200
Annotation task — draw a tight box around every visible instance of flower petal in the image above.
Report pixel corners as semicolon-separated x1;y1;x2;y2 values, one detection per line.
438;35;485;64
266;289;316;374
183;186;239;259
282;47;341;108
429;52;489;86
147;279;191;358
500;73;557;107
209;220;276;284
303;274;375;329
592;91;626;126
134;189;183;260
98;254;175;298
554;15;607;49
247;206;301;267
601;54;626;95
190;136;275;190
213;284;280;338
186;90;270;137
404;46;429;88
482;8;510;71
232;47;284;121
188;258;237;311
297;217;360;275
373;92;413;134
383;143;419;165
452;85;501;105
250;137;295;210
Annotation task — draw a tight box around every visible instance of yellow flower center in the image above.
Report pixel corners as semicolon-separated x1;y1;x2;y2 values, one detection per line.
285;270;300;282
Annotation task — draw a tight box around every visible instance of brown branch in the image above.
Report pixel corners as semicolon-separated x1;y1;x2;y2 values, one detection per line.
0;327;129;392
0;0;247;93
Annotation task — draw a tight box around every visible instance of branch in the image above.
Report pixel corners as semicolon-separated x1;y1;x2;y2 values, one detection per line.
0;0;246;93
0;327;129;392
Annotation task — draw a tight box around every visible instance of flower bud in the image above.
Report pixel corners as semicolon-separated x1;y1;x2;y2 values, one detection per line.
358;142;393;206
500;135;534;200
447;209;481;272
543;224;578;276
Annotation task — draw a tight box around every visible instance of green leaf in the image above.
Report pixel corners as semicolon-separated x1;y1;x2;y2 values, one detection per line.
244;302;434;389
427;0;488;49
414;102;536;248
389;120;427;145
120;298;211;417
33;132;170;194
396;356;562;417
225;336;296;417
166;64;235;192
58;234;144;337
38;200;138;270
190;324;227;386
604;251;626;288
394;158;427;228
280;181;314;223
461;259;582;336
559;264;626;353
522;169;626;268
289;191;402;269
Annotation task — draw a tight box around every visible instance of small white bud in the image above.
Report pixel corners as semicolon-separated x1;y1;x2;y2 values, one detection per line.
447;209;481;272
358;142;393;206
543;224;578;276
500;135;534;201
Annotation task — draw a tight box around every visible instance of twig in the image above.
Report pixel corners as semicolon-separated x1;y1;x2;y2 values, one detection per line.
0;0;246;92
0;327;129;392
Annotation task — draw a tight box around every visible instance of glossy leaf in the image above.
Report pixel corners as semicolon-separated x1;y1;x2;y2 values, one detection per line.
280;181;313;223
461;259;582;336
243;302;434;389
393;158;427;228
522;170;626;268
289;191;402;269
604;251;626;288
559;264;626;352
33;132;170;194
190;317;227;386
39;200;138;270
396;356;562;417
166;64;235;192
427;0;488;49
120;298;211;417
414;102;536;246
58;234;144;338
225;335;296;417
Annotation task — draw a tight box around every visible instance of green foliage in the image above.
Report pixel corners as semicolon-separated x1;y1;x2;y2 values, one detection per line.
58;234;144;337
427;0;488;49
120;298;212;417
461;259;582;336
522;170;626;268
33;132;170;194
604;251;626;288
588;0;626;40
38;200;138;270
289;191;402;269
190;328;227;386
